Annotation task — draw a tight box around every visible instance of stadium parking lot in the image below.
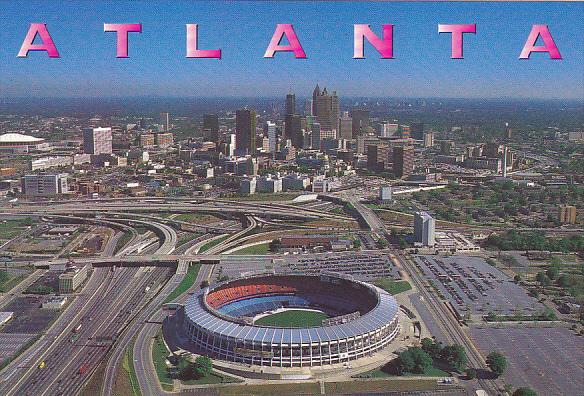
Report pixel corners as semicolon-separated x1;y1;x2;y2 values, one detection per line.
413;255;542;317
1;296;58;334
0;333;35;361
470;326;584;396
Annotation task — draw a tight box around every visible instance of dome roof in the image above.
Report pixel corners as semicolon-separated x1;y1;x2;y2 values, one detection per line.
0;133;45;143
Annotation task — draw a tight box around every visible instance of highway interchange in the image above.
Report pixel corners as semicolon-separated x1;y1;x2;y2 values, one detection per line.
0;194;503;395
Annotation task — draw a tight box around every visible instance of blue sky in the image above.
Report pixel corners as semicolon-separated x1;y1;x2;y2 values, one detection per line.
0;1;582;99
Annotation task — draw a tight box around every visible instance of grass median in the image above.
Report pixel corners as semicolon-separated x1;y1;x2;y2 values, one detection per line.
164;263;201;304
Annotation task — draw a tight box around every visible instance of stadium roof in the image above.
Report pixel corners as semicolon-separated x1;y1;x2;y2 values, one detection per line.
185;279;399;344
0;133;45;143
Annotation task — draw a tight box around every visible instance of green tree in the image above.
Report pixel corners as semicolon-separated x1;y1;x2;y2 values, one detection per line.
441;344;467;373
466;367;477;380
200;280;209;289
486;351;507;377
513;274;522;283
421;338;443;359
397;347;432;374
547;264;560;280
193;355;212;379
535;272;551;287
513;387;537;396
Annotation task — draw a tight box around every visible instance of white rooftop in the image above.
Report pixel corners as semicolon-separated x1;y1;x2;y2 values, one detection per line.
0;133;45;143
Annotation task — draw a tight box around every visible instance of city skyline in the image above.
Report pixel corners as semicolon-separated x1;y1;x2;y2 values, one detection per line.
0;1;583;99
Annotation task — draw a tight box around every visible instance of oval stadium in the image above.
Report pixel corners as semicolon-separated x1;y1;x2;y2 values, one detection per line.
182;273;400;369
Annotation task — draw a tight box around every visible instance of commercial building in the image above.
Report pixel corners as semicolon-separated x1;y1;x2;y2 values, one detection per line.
285;114;304;149
236;109;257;155
21;174;69;196
410;123;424;140
282;173;311;191
58;265;89;293
558;205;577;224
379;186;392;203
338;112;353;140
256;174;283;193
240;177;257;195
264;121;277;153
203;114;220;143
392;145;414;178
414;211;435;247
155;132;174;148
285;93;296;115
351;109;370;136
139;133;155;148
423;132;434;148
83;127;112;155
42;296;68;310
314;86;339;132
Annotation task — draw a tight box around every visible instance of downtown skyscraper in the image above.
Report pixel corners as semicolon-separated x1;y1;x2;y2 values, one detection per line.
235;109;256;155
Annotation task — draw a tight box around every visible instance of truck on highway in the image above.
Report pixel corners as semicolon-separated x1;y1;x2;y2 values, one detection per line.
78;363;89;375
38;361;45;369
72;323;82;333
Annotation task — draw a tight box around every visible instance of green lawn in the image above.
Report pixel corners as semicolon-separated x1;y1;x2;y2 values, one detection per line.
255;310;329;328
199;235;229;253
374;278;412;295
231;242;271;255
326;378;444;394
219;382;320;396
121;345;140;396
182;371;242;385
152;332;174;390
0;273;27;293
177;232;203;246
113;231;133;254
0;219;32;239
164;263;201;303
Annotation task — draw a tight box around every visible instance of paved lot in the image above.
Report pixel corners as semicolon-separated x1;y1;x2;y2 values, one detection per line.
414;255;542;317
1;296;58;334
0;333;35;361
470;326;584;396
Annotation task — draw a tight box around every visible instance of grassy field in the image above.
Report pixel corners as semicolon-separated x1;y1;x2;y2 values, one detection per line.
0;219;32;239
374;278;412;295
255;310;329;328
152;332;174;391
325;378;444;394
219;382;320;395
0;273;27;293
164;263;201;303
231;242;271;255
363;365;449;378
182;371;242;385
113;231;133;254
199;235;230;253
177;231;203;246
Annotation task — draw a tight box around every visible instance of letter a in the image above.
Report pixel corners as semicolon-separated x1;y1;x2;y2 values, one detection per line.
18;23;59;58
264;24;306;58
519;25;561;59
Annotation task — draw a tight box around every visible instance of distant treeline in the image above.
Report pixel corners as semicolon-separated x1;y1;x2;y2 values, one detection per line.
486;230;584;253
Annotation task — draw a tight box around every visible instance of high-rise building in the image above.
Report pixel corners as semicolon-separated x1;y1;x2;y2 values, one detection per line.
393;145;415;178
411;122;424;140
367;144;391;172
83;127;112;155
285;114;304;149
203;114;219;143
331;91;340;129
312;84;321;116
400;125;411;139
159;112;170;131
558;205;577;224
414;211;435;247
505;122;512;140
304;99;313;116
311;123;321;150
235;109;257;155
379;186;393;203
285;93;296;115
423;132;434;148
338;112;353;140
315;88;333;131
351;109;370;136
264;121;277;153
155;132;174;148
21;174;69;196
